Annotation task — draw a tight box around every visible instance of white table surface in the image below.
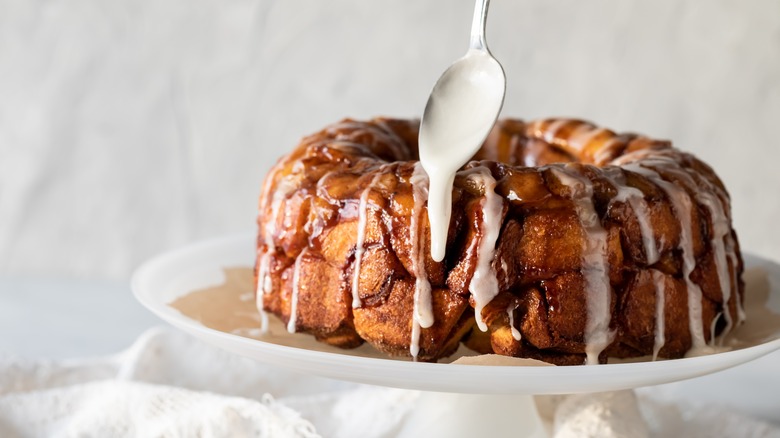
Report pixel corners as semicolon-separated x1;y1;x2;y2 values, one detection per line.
1;277;778;426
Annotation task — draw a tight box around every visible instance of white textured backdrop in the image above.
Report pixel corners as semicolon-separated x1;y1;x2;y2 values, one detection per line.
1;0;779;279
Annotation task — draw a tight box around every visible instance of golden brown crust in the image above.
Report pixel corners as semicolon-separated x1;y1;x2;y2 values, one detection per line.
255;117;744;365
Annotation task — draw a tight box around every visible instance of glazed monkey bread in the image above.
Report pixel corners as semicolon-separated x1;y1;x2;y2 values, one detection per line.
254;118;744;365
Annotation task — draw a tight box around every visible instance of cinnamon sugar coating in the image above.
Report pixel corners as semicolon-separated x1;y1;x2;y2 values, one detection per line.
255;118;744;364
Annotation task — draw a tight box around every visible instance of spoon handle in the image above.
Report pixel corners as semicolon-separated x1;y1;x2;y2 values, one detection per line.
469;0;490;51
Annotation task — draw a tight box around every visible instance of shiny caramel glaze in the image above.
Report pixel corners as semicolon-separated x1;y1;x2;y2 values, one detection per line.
255;118;744;364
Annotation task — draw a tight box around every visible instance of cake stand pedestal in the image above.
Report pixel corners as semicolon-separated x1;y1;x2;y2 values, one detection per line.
132;235;780;437
396;392;545;437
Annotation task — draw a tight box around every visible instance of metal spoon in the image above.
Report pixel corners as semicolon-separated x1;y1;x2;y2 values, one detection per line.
418;0;506;262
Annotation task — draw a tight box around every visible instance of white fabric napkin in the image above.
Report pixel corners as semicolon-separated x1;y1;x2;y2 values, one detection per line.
1;328;778;438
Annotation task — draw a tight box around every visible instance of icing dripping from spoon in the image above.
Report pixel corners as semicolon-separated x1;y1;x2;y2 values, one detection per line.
418;0;506;262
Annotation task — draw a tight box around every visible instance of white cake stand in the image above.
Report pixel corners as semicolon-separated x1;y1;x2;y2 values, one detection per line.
132;234;780;437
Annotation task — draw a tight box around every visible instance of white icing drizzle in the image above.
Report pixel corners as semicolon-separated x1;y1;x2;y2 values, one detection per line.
623;163;710;354
567;126;606;154
618;150;744;333
255;162;289;332
255;255;269;335
550;166;614;365
255;175;299;334
593;137;622;166
328;121;409;161
705;164;744;325
465;167;504;332
257;175;298;296
710;311;723;343
644;160;736;340
610;148;657;167
715;194;745;325
696;191;734;338
507;303;522;341
610;152;733;354
604;168;659;265
351;170;385;309
728;250;747;324
410;319;422;360
287;247;309;334
651;270;666;361
409;163;434;359
256;249;274;312
541;119;571;143
700;179;744;325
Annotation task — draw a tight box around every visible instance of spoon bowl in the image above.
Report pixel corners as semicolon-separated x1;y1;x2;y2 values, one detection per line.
419;50;505;262
419;50;505;170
